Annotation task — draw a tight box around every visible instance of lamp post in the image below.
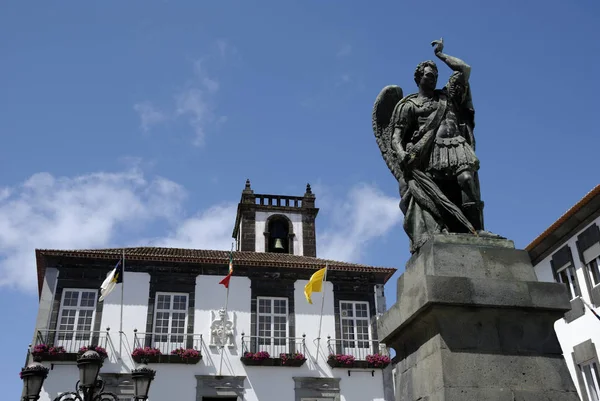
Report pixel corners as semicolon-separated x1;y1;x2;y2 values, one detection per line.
20;360;49;400
131;360;156;400
20;351;156;401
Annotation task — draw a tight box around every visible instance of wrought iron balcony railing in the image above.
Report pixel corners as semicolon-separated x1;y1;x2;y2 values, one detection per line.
35;329;111;355
326;336;389;360
133;330;204;354
240;333;306;356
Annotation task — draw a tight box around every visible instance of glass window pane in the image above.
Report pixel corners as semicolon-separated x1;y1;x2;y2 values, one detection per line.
173;295;187;310
558;270;574;298
568;266;581;297
584;364;600;401
590;260;600;286
80;292;96;307
63;291;79;307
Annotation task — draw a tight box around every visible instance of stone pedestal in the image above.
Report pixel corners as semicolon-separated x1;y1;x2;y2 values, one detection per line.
377;235;579;401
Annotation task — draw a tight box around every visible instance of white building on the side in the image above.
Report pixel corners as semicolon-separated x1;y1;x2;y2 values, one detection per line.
527;184;600;401
26;180;397;401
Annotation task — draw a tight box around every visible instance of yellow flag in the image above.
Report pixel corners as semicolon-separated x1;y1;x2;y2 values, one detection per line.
304;267;327;304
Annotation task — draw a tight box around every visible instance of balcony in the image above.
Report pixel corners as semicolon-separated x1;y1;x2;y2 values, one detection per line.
326;337;390;369
33;329;111;362
132;330;203;364
240;334;307;367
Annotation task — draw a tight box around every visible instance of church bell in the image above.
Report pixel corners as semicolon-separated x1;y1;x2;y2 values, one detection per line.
273;238;285;250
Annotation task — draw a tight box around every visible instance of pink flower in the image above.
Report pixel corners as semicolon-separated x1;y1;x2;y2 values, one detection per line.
78;345;108;359
279;352;305;364
32;344;66;356
366;354;391;367
328;354;355;365
171;348;200;359
243;351;270;361
132;347;162;357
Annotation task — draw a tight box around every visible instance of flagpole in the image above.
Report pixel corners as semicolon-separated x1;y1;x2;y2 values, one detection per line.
315;263;328;363
218;244;234;376
119;249;125;359
582;297;600;320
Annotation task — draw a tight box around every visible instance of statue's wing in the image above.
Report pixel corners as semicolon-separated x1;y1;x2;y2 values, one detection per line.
372;85;404;182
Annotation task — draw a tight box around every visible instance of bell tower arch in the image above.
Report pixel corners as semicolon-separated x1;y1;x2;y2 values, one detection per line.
232;180;318;257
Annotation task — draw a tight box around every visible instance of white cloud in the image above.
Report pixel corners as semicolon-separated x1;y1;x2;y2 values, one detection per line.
134;43;228;146
215;39;238;59
176;87;214;147
0;169;192;292
133;102;168;131
174;61;221;146
0;169;400;294
336;44;352;57
146;203;237;250
318;184;401;262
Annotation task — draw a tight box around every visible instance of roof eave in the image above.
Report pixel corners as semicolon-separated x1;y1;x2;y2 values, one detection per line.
526;184;600;264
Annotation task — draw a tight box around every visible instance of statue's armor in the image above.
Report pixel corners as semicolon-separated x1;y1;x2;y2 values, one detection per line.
403;91;479;179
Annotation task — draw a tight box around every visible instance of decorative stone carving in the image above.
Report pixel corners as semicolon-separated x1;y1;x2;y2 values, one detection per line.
210;308;235;348
293;377;341;401
195;375;245;401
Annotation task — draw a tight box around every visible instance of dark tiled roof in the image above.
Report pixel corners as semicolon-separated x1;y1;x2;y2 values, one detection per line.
526;184;600;264
35;247;397;295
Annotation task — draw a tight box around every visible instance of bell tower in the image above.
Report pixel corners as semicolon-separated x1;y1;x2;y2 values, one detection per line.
232;180;319;257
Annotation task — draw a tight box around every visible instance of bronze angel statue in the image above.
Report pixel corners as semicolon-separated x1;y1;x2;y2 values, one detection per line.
373;39;500;253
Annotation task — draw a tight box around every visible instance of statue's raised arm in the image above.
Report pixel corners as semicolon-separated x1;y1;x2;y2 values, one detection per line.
431;38;471;81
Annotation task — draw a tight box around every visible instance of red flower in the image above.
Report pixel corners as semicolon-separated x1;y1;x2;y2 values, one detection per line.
243;351;270;361
365;354;391;367
328;354;355;365
132;347;162;357
170;348;200;359
78;345;108;359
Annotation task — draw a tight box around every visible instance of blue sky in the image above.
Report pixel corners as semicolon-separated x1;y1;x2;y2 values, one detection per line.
1;0;599;396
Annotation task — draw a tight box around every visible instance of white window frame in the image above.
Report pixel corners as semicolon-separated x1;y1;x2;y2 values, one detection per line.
581;360;600;401
588;257;600;288
339;300;372;353
556;263;580;300
152;292;189;351
55;288;98;351
256;296;289;353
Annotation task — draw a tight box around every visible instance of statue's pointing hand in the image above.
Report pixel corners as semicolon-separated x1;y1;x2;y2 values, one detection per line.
431;38;444;54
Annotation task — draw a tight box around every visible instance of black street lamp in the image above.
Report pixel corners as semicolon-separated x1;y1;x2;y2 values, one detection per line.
20;359;49;400
131;360;156;400
21;350;156;401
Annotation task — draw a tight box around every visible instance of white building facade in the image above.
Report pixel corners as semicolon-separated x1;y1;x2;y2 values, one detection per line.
528;184;600;401
26;181;397;401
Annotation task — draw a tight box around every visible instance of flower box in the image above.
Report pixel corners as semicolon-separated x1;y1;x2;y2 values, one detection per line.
365;354;391;369
327;354;380;369
240;351;274;366
36;352;78;362
240;357;276;366
326;358;370;369
132;347;201;364
133;354;202;364
368;361;390;369
278;357;306;367
279;352;307;367
31;345;75;362
165;354;202;364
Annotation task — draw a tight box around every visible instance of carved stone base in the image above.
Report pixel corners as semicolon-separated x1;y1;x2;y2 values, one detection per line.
377;234;580;401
